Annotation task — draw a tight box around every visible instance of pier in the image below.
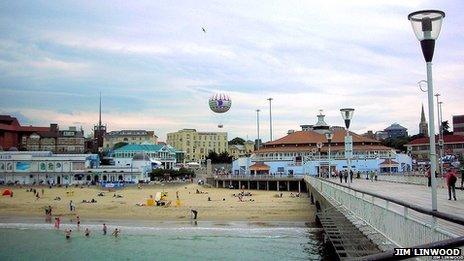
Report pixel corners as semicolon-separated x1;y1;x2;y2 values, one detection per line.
206;175;305;192
306;176;464;259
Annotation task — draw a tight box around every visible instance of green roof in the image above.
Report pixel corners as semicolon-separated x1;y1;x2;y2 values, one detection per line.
114;144;180;153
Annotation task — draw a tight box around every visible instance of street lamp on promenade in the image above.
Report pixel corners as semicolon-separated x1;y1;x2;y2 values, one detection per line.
340;108;354;186
316;142;323;177
435;93;444;177
256;109;261;152
408;9;445;211
267;98;273;141
325;129;334;179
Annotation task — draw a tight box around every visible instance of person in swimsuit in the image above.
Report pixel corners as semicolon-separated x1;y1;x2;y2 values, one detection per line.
112;228;120;237
65;229;72;239
84;228;90;237
103;223;107;235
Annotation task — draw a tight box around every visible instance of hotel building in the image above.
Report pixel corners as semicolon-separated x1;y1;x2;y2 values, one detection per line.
166;129;228;162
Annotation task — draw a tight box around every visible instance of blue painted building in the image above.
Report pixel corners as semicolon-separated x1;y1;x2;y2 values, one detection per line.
112;144;184;169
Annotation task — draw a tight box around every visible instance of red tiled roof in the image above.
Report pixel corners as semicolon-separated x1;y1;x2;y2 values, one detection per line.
380;159;399;165
407;135;464;145
256;144;392;154
250;162;270;171
263;129;379;146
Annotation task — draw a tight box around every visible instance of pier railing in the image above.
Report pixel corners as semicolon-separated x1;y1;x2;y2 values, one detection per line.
212;175;304;181
305;176;464;248
376;173;450;187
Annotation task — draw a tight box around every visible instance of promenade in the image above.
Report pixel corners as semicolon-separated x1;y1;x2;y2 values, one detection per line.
340;178;464;218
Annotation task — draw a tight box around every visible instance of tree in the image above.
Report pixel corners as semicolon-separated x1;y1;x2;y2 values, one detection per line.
228;137;245;145
206;151;232;163
442;121;451;135
113;142;128;150
381;136;410;152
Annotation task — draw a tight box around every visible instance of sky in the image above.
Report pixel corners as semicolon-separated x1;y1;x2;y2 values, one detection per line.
1;0;463;142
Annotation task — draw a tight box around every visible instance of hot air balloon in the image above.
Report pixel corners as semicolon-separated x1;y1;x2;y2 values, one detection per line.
209;93;231;128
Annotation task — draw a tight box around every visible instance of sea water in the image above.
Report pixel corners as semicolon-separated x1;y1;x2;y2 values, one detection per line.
0;221;330;260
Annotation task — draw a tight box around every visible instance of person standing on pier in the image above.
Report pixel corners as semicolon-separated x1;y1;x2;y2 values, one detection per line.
339;171;343;183
445;169;457;201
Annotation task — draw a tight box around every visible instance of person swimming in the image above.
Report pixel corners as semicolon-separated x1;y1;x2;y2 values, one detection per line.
84;228;90;237
103;223;107;235
112;228;120;237
65;229;72;239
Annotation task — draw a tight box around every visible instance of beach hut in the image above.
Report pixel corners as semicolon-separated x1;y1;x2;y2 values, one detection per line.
2;189;12;196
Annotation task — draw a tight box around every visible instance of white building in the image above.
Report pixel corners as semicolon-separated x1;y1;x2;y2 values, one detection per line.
232;112;412;176
0;151;145;185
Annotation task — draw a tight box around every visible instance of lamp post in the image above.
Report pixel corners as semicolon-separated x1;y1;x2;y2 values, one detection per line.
267;98;273;141
435;95;445;177
340;108;354;186
316;142;323;177
438;101;444;176
325;129;334;179
408;10;445;211
256;109;261;152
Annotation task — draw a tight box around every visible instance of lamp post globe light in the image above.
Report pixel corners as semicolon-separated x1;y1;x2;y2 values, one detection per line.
325;129;334;179
408;10;445;212
316;142;323;177
340;108;354;186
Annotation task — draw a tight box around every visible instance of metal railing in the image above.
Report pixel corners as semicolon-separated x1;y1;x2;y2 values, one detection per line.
305;176;464;248
213;174;304;181
376;173;451;187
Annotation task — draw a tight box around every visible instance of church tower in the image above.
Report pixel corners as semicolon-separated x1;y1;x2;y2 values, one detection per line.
419;104;428;136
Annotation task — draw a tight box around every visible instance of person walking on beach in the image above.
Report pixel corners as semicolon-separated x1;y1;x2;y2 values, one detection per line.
69;200;73;212
191;209;198;220
103;223;107;235
445;169;457;201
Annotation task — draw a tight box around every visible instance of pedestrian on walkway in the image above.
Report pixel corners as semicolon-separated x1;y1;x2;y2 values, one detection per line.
426;167;431;187
460;166;464;189
343;171;348;183
445;169;457;201
349;170;353;183
339;171;343;183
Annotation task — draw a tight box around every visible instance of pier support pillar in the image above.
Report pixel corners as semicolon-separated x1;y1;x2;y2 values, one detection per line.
277;181;280;191
257;181;260;190
216;180;218;188
266;181;269;191
247;181;250;190
239;180;241;189
298;181;301;193
287;181;290;191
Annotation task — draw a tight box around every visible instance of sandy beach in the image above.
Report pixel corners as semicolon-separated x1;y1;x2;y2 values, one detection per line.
0;183;314;222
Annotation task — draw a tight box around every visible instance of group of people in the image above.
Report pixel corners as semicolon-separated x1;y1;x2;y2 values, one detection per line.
63;223;120;239
338;170;354;183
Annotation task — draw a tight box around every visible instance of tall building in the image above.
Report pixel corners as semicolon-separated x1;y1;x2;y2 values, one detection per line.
104;130;158;150
166;129;228;162
384;123;408;139
453;115;464;136
419;104;429;136
93;93;107;152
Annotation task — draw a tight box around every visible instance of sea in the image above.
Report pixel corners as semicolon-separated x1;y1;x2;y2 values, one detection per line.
0;220;332;261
